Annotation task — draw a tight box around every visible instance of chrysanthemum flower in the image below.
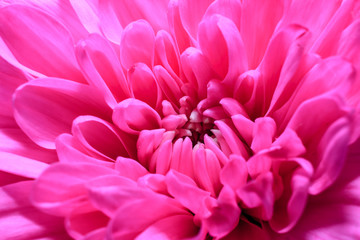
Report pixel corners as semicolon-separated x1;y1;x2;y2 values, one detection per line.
1;0;360;239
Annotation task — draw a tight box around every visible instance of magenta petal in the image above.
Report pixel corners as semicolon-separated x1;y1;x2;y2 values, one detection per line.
0;5;84;82
220;155;248;191
0;152;48;179
128;63;162;109
137;129;166;168
76;33;130;107
203;186;241;238
136;214;199;240
108;186;185;240
32;163;117;216
0;56;27;121
56;133;114;168
237;172;274;220
113;99;161;135
13;78;111;149
178;0;214;40
166;170;210;215
85;175;137;217
0;181;68;239
251;117;276;153
309;117;351;194
241;0;284;68
120;20;155;69
72;116;130;160
115;157;148;181
198;14;247;81
0;128;57;163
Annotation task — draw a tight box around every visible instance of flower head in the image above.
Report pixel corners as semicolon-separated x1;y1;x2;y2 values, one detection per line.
1;0;360;239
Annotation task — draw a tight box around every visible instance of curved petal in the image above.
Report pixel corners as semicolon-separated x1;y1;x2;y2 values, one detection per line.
0;5;85;82
120;20;155;69
76;33;130;108
112;99;161;135
13;78;111;149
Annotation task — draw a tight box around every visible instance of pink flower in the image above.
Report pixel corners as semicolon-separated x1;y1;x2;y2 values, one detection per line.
1;0;360;239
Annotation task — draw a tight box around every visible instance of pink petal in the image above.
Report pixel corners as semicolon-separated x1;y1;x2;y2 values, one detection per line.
0;128;57;163
193;146;222;196
112;99;161;135
32;163;117;216
120;20;155;69
13;78;111;149
65;207;108;239
198;14;247;81
128;63;162;110
178;0;214;40
98;0;169;43
76;33;131;108
137;129;166;168
56;133;114;168
115;157;148;181
203;187;240;238
155;140;173;175
108;185;186;240
0;56;27;121
166;170;210;215
237;172;274;220
153;65;183;105
154;30;180;77
0;181;68;239
259;25;308;114
167;0;192;53
180;47;215;99
0;5;85;82
204;0;242;31
231;114;254;146
71;116;131;161
69;0;101;35
0;152;48;179
309;117;351;194
85;175;137;217
240;0;284;68
281;57;355;125
136;214;199;240
220;155;248;191
215;120;248;158
270;167;311;233
251;117;276;153
271;128;306;158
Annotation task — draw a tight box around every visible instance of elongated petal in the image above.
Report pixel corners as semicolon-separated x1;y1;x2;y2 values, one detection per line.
0;5;84;82
13;78;111;149
0;181;68;239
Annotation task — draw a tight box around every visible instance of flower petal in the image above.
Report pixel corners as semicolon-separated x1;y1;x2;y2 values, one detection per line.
13;78;111;149
0;181;68;239
0;5;84;82
76;33;131;108
112;99;161;135
120;20;155;69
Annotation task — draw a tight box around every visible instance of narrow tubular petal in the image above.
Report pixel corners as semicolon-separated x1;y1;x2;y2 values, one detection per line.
120;20;155;69
13;78;111;149
76;34;131;108
112;99;161;135
0;5;85;82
